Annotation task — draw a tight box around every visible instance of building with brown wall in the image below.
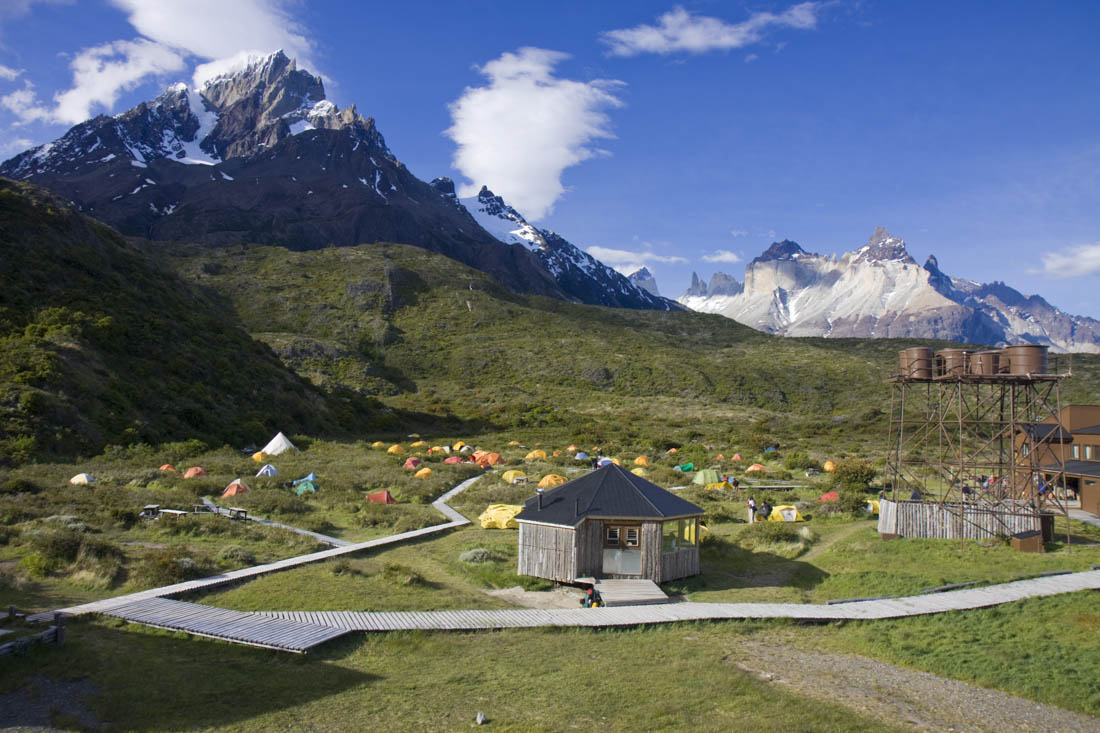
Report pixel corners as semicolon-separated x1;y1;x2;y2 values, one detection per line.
1019;405;1100;514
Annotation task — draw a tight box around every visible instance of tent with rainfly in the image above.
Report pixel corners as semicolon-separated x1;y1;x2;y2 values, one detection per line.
293;480;317;496
525;449;547;461
633;456;649;466
158;464;175;472
222;478;249;497
387;444;405;455
502;470;527;484
293;472;318;485
403;456;422;471
767;505;804;522
414;467;432;478
251;451;267;463
538;474;567;488
371;441;386;449
574;452;589;460
479;504;523;529
630;467;647;477
69;473;95;485
476;452;503;468
368;489;396;504
443;456;464;464
746;463;766;474
262;432;298;456
692;468;721;486
183;466;206;479
255;464;279;477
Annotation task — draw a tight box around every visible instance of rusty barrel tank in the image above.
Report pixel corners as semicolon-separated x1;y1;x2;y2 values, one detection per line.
935;348;971;377
1002;344;1048;375
969;350;1001;375
899;347;934;379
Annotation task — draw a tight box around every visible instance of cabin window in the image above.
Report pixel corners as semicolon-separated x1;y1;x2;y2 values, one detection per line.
663;518;698;553
625;527;640;547
604;527;620;546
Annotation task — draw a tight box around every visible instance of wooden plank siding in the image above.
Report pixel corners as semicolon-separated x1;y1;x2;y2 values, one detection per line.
878;499;1043;539
660;548;700;583
517;523;576;582
574;519;603;578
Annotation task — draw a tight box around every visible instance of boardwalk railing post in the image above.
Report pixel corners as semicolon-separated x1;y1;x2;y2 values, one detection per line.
53;612;64;644
7;604;13;621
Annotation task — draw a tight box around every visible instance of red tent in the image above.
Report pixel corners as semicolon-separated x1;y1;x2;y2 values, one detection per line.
403;456;422;471
368;490;396;504
820;491;839;502
443;456;463;464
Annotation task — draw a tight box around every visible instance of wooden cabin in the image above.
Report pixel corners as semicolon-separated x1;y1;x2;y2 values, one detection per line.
515;463;704;584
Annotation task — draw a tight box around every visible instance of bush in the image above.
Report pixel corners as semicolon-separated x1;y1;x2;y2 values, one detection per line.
832;458;875;491
219;545;256;565
783;451;818;471
837;489;869;516
0;478;41;495
379;563;424;586
738;521;800;544
459;548;492;564
134;547;209;586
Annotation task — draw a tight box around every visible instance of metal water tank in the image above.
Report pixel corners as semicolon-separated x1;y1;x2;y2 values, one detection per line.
1003;344;1048;375
936;349;971;377
969;350;1001;375
899;347;933;379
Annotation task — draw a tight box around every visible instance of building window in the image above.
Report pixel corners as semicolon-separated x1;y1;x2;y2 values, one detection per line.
605;527;619;546
1087;445;1095;460
662;518;698;553
1073;445;1080;459
1021;444;1029;457
625;527;640;547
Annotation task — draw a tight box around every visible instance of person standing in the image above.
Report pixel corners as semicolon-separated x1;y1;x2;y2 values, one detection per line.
746;496;757;522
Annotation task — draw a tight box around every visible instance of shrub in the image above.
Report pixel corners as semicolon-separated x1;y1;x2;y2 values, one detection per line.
738;521;800;544
134;547;208;586
219;545;256;565
459;548;492;564
379;563;424;586
837;489;869;516
783;451;818;471
29;528;83;566
832;458;875;491
0;525;18;545
0;478;41;495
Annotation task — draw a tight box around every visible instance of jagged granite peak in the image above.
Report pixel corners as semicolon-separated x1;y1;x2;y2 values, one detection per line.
752;239;810;264
430;176;456;197
457;186;678;310
706;271;743;296
677;230;1100;352
628;267;660;296
851;226;916;264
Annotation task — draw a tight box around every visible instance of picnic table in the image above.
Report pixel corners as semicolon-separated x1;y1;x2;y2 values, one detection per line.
140;505;160;519
227;507;248;521
159;509;188;520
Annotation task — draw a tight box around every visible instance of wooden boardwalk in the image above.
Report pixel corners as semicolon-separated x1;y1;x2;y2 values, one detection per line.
593;578;668;606
200;497;352;547
28;475;481;622
259;570;1100;632
99;597;349;653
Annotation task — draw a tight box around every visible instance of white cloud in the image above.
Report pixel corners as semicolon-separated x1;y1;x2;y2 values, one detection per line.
0;136;34;156
109;0;315;86
702;250;742;263
587;245;688;275
0;65;22;81
730;229;748;237
1;81;50;123
602;3;821;57
744;54;759;64
446;47;624;221
1037;243;1100;278
52;38;186;124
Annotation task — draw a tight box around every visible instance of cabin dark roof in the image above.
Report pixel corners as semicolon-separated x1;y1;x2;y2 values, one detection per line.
515;463;703;527
1020;423;1074;442
1074;424;1100;436
1044;460;1100;479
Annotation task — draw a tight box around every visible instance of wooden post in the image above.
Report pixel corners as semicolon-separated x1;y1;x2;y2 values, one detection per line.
7;604;13;621
53;613;64;644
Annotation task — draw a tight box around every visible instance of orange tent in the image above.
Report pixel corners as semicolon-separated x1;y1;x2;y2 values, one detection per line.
472;449;489;461
403;456;422;470
476;452;503;468
633;456;649;466
368;490;396;504
183;466;206;479
731;453;743;461
823;460;836;472
222;478;249;497
667;447;678;454
567;444;578;452
158;464;176;472
538;474;567;488
746;463;766;473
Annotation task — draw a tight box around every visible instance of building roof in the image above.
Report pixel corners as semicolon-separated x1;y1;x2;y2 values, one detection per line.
1074;424;1100;436
515;463;703;527
1020;423;1074;442
1041;460;1100;479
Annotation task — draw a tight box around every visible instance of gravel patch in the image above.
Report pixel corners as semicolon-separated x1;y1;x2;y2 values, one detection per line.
0;675;100;731
731;639;1097;732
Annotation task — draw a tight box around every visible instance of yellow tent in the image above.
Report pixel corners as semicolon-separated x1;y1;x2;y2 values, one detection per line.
538;474;567;488
410;440;428;448
371;441;386;449
609;457;622;466
69;473;95;485
704;482;733;491
414;467;432;478
251;451;267;463
823;460;836;472
631;467;647;477
408;433;421;438
866;500;880;515
633;456;649;466
453;441;467;451
525;449;547;461
387;444;405;455
501;470;527;484
478;504;523;529
508;440;521;446
767;505;805;522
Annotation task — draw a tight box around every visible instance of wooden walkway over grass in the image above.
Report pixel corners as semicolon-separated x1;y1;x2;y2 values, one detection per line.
260;570;1100;632
29;475;480;623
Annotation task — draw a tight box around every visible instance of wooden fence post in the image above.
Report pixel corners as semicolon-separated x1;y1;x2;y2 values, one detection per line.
53;613;64;645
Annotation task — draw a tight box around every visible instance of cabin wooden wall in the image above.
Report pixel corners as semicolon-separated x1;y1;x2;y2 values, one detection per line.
641;522;662;581
660;548;700;582
517;523;577;582
574;519;603;578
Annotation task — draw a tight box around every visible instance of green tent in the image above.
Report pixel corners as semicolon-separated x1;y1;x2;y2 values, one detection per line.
674;462;695;472
692;468;720;485
293;480;318;496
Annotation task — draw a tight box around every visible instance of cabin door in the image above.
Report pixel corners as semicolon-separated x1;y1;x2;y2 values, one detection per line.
602;524;641;576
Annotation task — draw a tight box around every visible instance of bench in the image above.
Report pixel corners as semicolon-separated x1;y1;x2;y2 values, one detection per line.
159;509;188;520
227;507;248;521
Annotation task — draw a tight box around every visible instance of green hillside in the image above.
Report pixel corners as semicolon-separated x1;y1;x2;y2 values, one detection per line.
0;180;386;464
161;241;1100;451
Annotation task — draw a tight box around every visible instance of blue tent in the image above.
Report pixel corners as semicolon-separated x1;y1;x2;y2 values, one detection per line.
574;452;589;460
293;472;317;485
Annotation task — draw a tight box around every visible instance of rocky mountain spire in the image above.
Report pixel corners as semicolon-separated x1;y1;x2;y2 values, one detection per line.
853;226;916;264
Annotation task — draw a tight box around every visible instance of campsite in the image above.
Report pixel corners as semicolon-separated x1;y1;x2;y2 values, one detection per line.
4;423;1100;729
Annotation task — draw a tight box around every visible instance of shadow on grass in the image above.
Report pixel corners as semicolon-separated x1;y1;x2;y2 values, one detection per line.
1;618;375;732
663;538;829;595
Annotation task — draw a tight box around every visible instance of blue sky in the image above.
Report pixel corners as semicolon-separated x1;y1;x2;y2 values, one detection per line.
1;1;1098;317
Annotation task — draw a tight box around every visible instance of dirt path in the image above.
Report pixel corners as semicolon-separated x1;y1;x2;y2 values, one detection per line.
802;521;868;561
728;637;1097;732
